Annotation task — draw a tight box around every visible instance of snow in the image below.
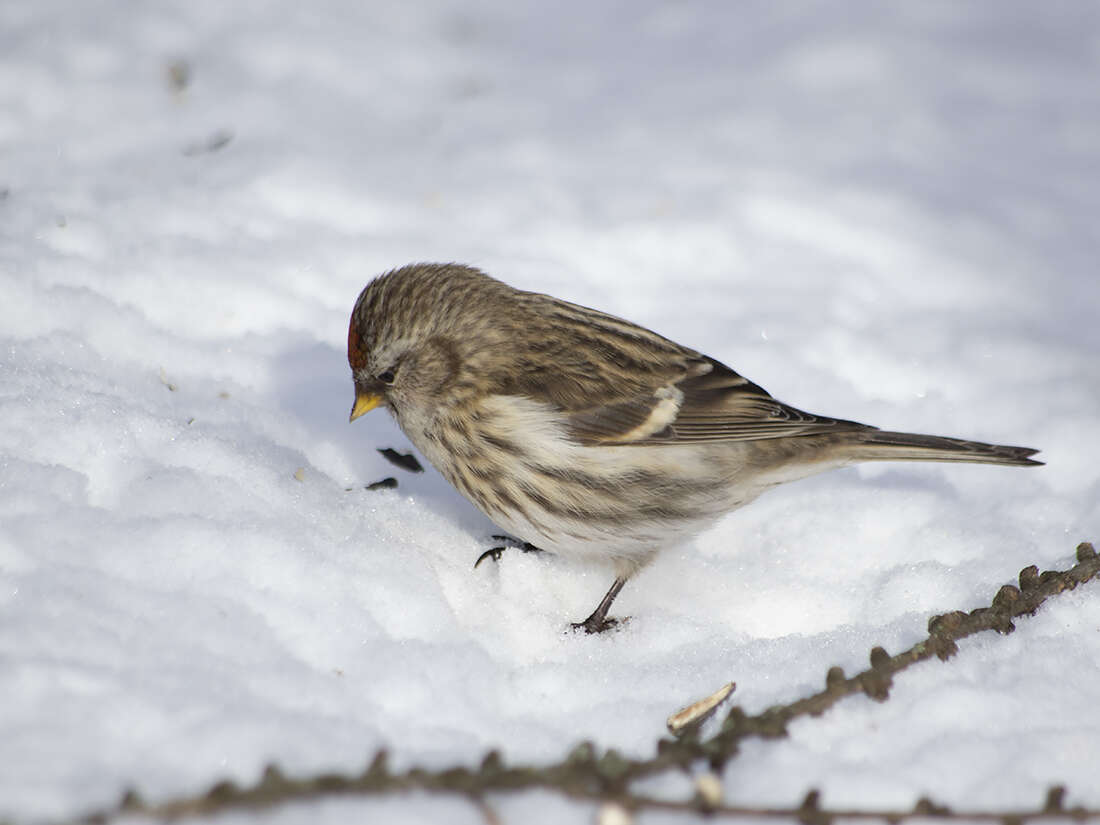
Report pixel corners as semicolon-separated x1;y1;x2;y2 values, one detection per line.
3;1;1099;822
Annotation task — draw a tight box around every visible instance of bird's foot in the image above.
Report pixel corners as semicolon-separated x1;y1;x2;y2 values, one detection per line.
474;535;544;569
569;576;629;634
569;615;623;634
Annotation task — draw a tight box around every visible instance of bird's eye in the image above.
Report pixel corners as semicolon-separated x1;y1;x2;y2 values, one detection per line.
377;369;397;385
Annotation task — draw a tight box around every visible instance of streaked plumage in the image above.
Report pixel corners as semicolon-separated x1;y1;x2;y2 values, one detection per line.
347;263;1041;632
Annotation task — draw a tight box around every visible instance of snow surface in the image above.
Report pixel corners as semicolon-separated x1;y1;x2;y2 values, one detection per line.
2;1;1099;822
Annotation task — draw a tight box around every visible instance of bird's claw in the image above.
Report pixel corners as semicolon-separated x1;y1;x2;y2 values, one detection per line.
474;547;506;568
474;536;543;569
570;615;625;635
490;535;542;553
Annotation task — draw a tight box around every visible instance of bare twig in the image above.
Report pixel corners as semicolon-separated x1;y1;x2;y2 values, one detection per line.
61;542;1099;825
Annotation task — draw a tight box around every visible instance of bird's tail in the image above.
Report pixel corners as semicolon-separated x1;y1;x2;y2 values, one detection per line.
847;430;1042;466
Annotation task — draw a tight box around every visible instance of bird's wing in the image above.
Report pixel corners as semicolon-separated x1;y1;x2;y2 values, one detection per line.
563;356;872;446
489;291;871;446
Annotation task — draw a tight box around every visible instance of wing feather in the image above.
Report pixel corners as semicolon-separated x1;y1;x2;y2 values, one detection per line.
563;357;871;446
478;287;871;446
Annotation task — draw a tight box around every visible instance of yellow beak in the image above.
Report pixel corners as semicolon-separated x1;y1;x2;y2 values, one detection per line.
349;391;383;422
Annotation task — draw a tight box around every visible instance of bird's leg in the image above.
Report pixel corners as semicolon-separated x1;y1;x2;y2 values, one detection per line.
571;577;627;634
474;535;544;569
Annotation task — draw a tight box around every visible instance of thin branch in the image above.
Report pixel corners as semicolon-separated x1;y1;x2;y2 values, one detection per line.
61;542;1099;825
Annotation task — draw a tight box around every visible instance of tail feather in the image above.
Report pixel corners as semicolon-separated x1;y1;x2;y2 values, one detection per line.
850;430;1042;467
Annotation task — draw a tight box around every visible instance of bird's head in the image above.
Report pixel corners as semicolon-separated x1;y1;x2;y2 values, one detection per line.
347;263;489;423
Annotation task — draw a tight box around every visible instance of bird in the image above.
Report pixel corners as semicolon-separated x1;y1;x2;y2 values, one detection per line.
347;263;1041;633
